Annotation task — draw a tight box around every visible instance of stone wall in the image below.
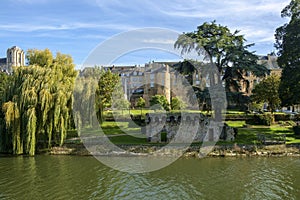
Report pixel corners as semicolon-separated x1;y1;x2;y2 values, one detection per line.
144;113;235;143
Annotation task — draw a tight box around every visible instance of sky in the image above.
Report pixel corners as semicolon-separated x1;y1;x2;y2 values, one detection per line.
0;0;290;68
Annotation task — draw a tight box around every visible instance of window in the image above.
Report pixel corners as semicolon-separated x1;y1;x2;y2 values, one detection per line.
150;74;154;80
150;82;154;88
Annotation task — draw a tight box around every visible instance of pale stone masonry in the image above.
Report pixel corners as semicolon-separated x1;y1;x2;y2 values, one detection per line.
0;46;25;73
103;55;281;107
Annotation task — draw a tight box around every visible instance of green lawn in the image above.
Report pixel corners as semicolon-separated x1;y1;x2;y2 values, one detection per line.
67;118;300;145
224;121;300;144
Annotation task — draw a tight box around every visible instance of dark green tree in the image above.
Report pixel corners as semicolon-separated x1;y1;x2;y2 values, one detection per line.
175;21;268;91
251;75;281;113
275;0;300;107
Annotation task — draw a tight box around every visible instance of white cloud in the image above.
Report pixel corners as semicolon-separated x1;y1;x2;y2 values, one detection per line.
0;22;137;32
143;39;176;45
156;0;289;19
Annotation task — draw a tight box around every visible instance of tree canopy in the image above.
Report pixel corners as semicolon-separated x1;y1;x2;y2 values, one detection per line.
171;97;186;110
150;95;170;111
175;21;268;91
251;75;281;112
96;70;121;109
0;49;77;156
276;0;300;106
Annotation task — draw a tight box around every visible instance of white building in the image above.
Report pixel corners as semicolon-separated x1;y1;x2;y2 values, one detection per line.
0;46;25;73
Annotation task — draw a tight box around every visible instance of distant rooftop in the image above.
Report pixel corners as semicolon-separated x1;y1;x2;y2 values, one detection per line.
0;58;6;64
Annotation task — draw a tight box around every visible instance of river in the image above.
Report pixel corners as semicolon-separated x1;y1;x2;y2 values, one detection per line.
0;155;299;199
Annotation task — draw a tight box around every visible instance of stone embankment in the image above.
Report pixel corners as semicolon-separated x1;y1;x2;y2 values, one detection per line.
49;143;300;157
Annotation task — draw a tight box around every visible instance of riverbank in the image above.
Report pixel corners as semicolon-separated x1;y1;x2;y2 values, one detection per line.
49;143;300;158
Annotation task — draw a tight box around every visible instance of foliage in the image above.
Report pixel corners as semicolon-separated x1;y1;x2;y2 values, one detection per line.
73;76;99;127
111;80;130;110
136;97;146;116
246;114;275;126
149;95;170;111
136;97;146;109
171;97;186;110
194;87;211;111
248;101;264;112
96;69;120;109
226;91;250;111
0;72;10;101
292;125;300;135
26;48;53;67
275;0;300;106
251;75;281;112
0;49;77;156
175;21;268;92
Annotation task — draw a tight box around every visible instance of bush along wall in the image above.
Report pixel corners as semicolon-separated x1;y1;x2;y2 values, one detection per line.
246;114;275;126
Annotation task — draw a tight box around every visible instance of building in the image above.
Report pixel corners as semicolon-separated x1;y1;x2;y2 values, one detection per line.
88;54;282;109
0;46;25;73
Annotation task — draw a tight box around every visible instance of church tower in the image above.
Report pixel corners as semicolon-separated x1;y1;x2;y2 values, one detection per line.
6;46;25;72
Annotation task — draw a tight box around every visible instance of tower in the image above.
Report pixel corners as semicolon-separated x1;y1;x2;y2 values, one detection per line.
6;46;25;72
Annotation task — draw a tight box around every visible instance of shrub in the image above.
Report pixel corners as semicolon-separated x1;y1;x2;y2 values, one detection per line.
274;114;292;121
225;114;250;121
246;114;274;126
293;126;300;135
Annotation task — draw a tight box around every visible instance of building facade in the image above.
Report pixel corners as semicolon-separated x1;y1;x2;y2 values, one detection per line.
0;46;25;73
95;54;282;108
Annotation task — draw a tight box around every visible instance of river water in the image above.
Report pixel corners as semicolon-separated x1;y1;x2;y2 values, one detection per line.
0;155;299;200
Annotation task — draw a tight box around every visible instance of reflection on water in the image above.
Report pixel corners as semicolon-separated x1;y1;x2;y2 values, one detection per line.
0;156;299;199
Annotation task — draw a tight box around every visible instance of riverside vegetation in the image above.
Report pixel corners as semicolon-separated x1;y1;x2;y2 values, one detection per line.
1;0;300;156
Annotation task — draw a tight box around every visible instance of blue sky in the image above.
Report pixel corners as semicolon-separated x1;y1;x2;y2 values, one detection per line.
0;0;290;67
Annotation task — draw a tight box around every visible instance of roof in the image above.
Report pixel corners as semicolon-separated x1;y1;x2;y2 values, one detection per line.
0;58;6;65
258;55;280;70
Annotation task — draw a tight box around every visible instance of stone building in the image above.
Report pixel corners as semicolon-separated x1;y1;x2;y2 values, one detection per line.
97;54;282;108
0;46;25;73
225;54;282;96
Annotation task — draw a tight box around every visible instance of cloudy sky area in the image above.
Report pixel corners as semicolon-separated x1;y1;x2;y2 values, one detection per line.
0;0;290;67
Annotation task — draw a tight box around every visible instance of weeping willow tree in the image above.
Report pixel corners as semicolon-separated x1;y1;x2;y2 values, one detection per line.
0;49;77;156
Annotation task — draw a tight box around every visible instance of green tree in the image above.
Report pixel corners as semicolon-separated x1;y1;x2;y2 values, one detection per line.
95;69;123;123
136;97;146;116
0;49;77;156
96;70;120;108
0;72;10;101
275;0;300;107
26;48;53;67
175;21;268;90
150;95;170;111
175;21;268;118
171;97;186;110
251;75;281;113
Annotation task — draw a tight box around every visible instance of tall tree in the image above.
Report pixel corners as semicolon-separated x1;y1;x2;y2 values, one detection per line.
136;97;146;116
0;49;77;156
175;21;268;120
95;69;122;123
275;0;300;107
251;75;281;113
175;21;268;90
0;72;10;101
